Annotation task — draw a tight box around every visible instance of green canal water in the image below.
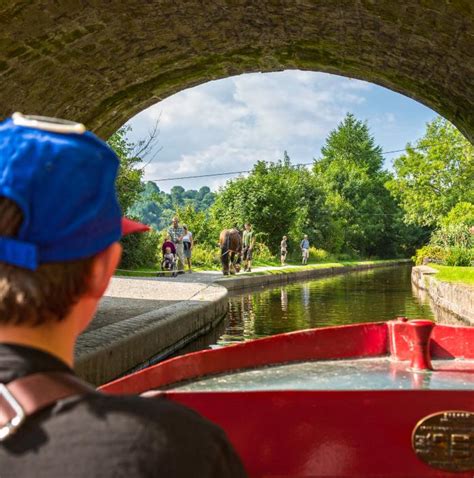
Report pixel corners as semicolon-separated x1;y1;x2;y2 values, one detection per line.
216;265;435;347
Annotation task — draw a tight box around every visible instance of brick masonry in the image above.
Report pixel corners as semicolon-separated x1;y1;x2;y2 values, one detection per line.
0;1;472;141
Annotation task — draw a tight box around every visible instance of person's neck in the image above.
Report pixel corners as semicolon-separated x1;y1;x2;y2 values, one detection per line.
0;300;94;368
0;319;76;366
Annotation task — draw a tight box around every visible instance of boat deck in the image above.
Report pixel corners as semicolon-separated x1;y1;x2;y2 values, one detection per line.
169;357;474;391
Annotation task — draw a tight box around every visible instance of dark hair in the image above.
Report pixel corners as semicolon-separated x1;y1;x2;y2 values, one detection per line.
0;197;94;326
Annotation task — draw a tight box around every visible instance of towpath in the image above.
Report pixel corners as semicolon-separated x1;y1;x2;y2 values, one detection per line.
89;265;305;332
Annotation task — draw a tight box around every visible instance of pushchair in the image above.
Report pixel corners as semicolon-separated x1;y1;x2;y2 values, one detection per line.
161;240;178;277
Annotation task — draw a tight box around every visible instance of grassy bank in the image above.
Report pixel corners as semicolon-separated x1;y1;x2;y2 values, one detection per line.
238;259;409;277
115;259;410;278
429;264;474;286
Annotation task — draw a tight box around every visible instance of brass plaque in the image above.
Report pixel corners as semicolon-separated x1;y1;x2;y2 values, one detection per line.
412;411;474;472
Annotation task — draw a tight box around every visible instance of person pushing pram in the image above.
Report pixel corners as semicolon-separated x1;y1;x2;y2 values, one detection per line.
161;235;178;276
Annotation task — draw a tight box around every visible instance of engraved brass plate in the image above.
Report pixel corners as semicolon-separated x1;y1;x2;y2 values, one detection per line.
412;411;474;472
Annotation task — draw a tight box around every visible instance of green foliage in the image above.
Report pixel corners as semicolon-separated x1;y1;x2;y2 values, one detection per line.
414;221;473;268
441;202;474;228
314;113;412;257
414;245;448;266
210;156;307;253
129;181;216;231
430;224;473;249
174;203;216;246
252;242;275;262
190;244;221;268
387;117;474;227
119;228;161;269
445;247;474;267
113;113;450;271
308;247;331;262
108;126;144;212
320;113;383;173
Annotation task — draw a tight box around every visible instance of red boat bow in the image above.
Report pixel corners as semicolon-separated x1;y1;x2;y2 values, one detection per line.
101;320;474;477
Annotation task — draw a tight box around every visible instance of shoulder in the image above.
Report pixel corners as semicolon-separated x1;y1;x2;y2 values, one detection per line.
34;393;245;476
66;393;233;453
95;393;220;430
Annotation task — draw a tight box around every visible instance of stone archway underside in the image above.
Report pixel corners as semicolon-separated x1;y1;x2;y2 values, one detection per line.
0;1;473;141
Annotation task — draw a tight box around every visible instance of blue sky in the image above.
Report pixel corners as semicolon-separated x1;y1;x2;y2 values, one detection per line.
125;70;436;192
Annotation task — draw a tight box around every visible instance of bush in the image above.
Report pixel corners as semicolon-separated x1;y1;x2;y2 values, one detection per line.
441;202;474;228
191;244;221;268
445;247;474;267
253;242;275;262
120;228;162;269
308;247;330;262
414;245;448;266
430;224;473;249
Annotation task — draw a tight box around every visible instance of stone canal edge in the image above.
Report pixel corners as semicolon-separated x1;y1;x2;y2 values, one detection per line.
411;266;474;326
75;259;410;386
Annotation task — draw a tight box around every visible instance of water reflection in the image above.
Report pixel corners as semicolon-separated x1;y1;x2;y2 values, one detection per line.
217;266;437;346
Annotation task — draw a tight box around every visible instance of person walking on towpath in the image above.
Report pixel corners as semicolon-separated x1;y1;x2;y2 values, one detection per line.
168;216;185;271
0;114;246;478
182;224;193;272
300;234;310;265
242;223;255;272
280;235;288;266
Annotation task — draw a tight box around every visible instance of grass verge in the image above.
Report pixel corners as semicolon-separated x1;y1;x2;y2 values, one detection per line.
429;264;474;286
115;259;410;277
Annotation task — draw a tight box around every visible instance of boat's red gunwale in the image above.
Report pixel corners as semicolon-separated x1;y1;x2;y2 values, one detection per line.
389;321;474;360
101;321;474;395
101;322;389;394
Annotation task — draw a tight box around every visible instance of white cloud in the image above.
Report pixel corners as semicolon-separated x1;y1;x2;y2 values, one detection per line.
124;70;434;191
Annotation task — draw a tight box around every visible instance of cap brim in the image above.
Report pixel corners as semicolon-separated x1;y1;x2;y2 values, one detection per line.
121;217;150;236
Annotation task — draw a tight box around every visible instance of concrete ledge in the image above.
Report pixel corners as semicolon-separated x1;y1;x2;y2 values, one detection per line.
75;283;228;385
217;260;411;291
411;266;474;325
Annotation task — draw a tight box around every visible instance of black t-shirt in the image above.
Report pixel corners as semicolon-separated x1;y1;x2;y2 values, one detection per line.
0;344;247;478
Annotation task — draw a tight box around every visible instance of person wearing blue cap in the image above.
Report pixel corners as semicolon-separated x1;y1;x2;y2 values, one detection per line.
0;114;246;477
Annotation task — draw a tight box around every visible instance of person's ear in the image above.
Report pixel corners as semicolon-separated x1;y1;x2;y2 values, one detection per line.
86;242;122;299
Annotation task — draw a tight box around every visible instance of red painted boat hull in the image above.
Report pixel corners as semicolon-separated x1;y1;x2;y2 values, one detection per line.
101;321;474;477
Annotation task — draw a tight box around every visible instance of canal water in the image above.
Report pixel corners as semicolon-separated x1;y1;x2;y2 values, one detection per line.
169;265;473;391
216;265;435;347
173;265;441;359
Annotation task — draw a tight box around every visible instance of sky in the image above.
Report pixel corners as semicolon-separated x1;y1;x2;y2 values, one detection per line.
125;70;437;192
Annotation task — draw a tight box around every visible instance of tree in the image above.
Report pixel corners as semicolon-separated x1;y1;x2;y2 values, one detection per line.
211;154;306;253
108;126;144;213
387;117;474;227
441;202;474;227
313;113;405;256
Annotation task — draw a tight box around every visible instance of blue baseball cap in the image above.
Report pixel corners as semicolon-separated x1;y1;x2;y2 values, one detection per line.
0;113;149;270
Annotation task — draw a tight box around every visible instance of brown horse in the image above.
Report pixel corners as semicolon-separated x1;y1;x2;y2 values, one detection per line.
219;228;242;275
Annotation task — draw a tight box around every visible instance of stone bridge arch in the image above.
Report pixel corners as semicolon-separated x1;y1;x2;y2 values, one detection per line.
0;1;473;141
